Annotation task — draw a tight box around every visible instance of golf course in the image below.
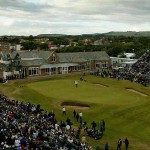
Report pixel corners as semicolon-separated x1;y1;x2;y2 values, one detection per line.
0;74;150;150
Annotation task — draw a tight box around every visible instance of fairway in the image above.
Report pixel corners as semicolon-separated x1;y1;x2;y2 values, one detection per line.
0;74;150;150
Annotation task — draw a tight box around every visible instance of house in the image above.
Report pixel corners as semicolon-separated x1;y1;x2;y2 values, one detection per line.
0;43;21;51
93;38;110;46
0;43;10;51
34;38;49;43
57;51;111;72
110;57;137;68
0;50;111;79
111;52;137;68
9;44;21;51
48;44;58;50
124;53;135;59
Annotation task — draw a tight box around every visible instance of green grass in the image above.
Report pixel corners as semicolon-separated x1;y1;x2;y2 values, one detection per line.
0;74;150;150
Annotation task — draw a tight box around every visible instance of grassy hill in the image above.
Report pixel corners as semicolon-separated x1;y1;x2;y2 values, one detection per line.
37;31;150;38
103;31;150;37
0;74;150;150
37;34;68;37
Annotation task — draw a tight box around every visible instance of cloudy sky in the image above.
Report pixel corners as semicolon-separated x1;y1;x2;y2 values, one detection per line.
0;0;150;35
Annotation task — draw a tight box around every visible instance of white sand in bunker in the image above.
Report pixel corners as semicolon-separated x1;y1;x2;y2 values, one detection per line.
63;105;89;110
126;88;148;97
93;83;108;87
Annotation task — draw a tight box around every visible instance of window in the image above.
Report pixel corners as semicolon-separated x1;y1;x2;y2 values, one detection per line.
51;68;56;72
29;67;39;76
86;64;90;69
51;56;56;62
51;54;56;62
46;68;50;73
96;64;100;67
82;65;85;69
102;62;108;68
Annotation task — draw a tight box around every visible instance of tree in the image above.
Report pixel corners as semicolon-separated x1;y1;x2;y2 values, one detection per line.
28;35;34;41
40;43;48;50
22;41;39;50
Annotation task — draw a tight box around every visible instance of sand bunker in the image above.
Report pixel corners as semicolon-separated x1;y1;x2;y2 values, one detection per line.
126;88;148;97
61;102;90;109
93;83;109;87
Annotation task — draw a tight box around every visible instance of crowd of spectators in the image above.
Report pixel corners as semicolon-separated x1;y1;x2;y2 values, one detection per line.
0;94;106;150
92;50;150;86
130;50;150;75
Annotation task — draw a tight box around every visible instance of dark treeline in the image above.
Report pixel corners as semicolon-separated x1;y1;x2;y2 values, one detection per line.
56;36;150;58
1;34;150;58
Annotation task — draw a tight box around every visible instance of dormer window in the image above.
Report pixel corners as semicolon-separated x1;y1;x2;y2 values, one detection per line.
51;54;56;62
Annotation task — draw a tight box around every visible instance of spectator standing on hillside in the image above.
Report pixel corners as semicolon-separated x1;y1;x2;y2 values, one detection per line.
80;76;83;81
105;142;109;150
62;107;66;115
117;138;122;150
80;119;83;128
74;80;78;88
91;121;97;131
79;112;83;120
73;110;76;118
76;113;79;122
81;135;86;143
124;137;129;150
101;119;105;130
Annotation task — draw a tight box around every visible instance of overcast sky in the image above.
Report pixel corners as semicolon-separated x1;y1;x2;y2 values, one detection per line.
0;0;150;35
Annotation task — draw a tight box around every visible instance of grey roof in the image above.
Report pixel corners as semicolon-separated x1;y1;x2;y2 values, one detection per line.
21;59;47;66
1;51;110;67
57;51;110;63
2;50;53;60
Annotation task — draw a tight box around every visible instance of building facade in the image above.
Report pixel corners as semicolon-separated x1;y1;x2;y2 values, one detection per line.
0;50;111;79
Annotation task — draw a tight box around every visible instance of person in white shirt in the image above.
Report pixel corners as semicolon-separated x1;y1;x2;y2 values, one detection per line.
62;107;66;115
79;112;83;119
74;80;78;88
15;138;20;148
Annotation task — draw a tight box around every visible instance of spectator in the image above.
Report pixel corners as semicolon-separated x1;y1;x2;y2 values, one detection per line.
76;113;79;122
91;121;97;131
62;107;66;115
105;142;109;150
74;80;78;88
124;137;129;150
73;110;76;118
117;138;122;150
79;112;83;120
81;135;87;143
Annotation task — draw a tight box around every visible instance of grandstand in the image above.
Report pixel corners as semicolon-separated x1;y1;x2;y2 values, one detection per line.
0;94;105;149
110;50;150;86
130;50;150;84
130;50;149;73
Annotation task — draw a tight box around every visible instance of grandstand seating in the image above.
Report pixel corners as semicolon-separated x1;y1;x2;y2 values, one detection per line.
130;50;150;76
0;94;104;149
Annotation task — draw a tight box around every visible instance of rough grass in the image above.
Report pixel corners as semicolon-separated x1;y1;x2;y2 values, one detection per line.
0;74;150;150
